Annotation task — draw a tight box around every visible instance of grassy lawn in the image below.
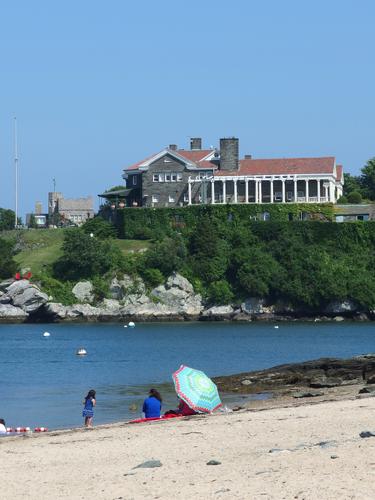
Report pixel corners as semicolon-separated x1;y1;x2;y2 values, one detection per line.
2;229;150;275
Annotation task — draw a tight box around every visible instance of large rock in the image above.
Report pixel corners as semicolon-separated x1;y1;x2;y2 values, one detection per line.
0;303;28;321
150;272;203;318
4;280;48;313
43;302;68;320
202;305;234;320
109;278;123;300
325;300;358;315
72;281;94;303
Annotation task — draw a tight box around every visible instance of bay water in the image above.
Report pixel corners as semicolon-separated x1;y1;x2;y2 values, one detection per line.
1;321;374;430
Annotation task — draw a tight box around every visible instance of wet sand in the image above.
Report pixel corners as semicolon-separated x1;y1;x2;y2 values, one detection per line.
1;386;375;499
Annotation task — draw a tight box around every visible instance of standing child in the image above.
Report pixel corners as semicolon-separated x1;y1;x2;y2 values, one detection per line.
82;390;96;428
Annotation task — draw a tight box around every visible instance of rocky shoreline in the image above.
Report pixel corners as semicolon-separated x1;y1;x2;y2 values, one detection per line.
0;272;373;324
213;353;375;396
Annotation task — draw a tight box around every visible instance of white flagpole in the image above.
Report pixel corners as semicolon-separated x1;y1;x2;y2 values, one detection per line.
14;117;19;228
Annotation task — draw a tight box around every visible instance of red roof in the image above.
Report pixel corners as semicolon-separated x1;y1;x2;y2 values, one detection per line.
336;164;343;182
214;157;336;177
125;149;215;171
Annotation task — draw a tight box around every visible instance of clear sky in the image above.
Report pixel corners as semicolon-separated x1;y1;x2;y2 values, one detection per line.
1;0;374;218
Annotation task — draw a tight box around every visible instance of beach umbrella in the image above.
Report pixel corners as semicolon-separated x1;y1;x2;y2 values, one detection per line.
172;365;222;413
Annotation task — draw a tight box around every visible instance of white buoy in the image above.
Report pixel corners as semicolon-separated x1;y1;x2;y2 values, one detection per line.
128;321;135;328
123;325;128;328
274;325;279;329
43;332;51;337
76;348;87;356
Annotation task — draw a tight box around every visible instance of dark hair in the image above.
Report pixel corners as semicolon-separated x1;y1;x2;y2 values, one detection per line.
149;388;162;402
0;418;5;426
85;389;96;401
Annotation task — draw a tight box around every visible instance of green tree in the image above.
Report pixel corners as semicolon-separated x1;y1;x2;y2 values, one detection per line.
347;191;362;204
207;280;234;305
360;157;375;200
82;217;117;239
0;238;17;278
343;173;362;198
144;235;187;276
0;208;16;231
337;195;348;204
53;230;123;280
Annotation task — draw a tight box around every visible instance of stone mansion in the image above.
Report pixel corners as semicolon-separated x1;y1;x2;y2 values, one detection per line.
102;137;344;208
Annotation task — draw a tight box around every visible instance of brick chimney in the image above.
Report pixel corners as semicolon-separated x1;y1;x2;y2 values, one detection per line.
169;144;178;151
219;137;239;171
190;137;202;150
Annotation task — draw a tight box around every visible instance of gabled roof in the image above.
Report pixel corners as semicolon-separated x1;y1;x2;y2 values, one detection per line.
125;149;216;172
214;157;336;177
336;165;343;182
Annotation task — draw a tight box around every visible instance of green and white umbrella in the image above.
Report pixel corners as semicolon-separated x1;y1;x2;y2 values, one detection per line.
172;365;222;413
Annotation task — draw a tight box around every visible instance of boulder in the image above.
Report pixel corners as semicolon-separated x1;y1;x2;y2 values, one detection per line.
72;281;94;303
201;305;234;320
43;302;68;320
325;300;357;315
119;275;146;294
166;273;194;294
150;273;203;317
241;298;266;315
0;303;28;321
109;278;123;300
4;280;48;313
0;279;14;292
67;304;101;319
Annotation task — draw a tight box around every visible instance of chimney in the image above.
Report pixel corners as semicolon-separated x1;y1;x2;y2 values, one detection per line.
190;137;202;150
169;144;178;151
219;137;239;171
244;154;252;159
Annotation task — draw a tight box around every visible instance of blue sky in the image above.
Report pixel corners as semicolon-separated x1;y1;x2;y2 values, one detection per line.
1;0;374;218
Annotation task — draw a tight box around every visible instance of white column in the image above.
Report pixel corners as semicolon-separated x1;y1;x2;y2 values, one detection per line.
329;181;335;202
305;179;309;202
317;180;320;202
188;180;192;205
270;179;274;203
245;180;249;203
255;180;258;203
233;180;238;204
294;178;298;203
211;180;215;204
259;180;262;203
222;180;226;204
282;179;286;203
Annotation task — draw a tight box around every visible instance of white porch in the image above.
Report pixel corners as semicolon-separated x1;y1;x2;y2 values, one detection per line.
187;175;338;205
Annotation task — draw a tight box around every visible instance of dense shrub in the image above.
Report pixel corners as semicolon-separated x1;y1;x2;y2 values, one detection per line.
82;217;118;239
0;238;17;279
207;280;234;305
53;230;124;281
36;274;75;305
337;195;348;204
347;191;363;204
141;268;164;288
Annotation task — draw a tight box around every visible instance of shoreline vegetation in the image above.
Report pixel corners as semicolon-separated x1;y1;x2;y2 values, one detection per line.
2;212;375;322
2;354;375;498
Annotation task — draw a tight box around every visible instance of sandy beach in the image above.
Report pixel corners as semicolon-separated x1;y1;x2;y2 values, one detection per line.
2;390;375;500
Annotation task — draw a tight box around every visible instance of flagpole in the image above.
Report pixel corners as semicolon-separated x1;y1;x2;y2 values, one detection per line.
14;117;19;228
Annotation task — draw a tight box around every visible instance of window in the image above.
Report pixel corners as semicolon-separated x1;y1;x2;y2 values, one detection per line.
132;176;137;186
183;193;189;202
165;173;171;182
168;195;175;203
153;174;159;182
177;173;183;182
152;195;158;203
171;173;177;182
158;173;164;182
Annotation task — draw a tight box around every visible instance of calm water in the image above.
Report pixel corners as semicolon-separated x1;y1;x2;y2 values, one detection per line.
1;321;375;430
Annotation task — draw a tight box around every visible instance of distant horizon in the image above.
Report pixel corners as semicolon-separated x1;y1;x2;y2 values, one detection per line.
1;0;374;219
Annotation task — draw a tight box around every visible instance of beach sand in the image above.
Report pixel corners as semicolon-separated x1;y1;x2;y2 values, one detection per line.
2;390;375;500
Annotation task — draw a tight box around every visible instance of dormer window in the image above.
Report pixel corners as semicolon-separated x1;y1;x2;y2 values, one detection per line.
132;176;137;186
